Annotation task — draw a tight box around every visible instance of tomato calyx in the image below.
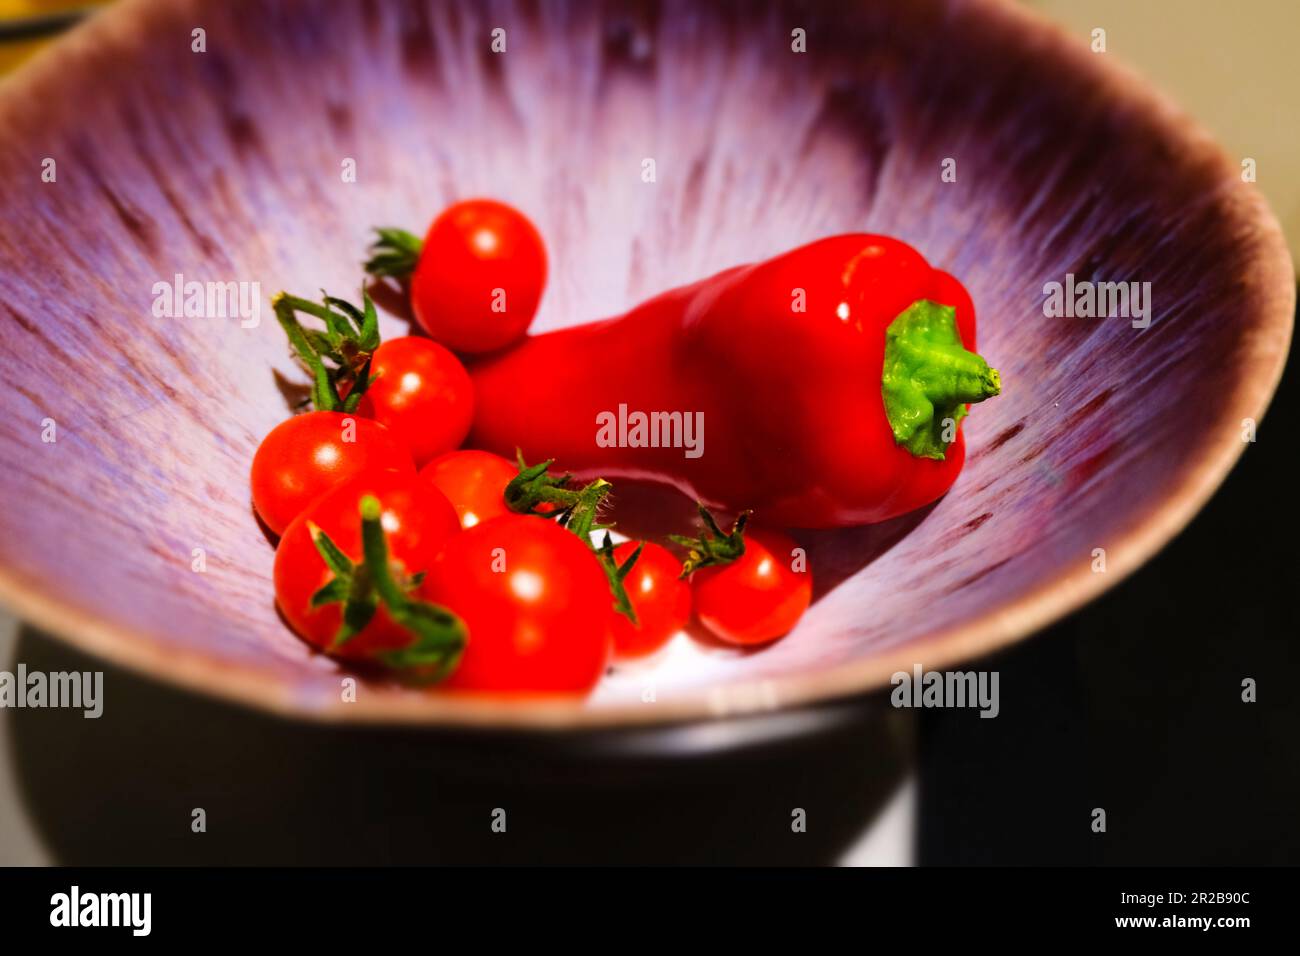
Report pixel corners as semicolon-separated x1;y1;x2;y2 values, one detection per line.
669;504;752;578
596;533;645;626
505;452;609;529
309;494;466;682
504;452;644;623
273;290;381;413
364;227;423;280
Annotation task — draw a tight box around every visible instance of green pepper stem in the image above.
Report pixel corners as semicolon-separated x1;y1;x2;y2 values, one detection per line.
881;299;1002;460
907;339;1002;406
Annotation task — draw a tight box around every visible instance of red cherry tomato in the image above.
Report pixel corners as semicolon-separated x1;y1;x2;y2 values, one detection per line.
692;528;811;646
609;541;691;659
251;411;413;536
355;336;474;468
420;449;517;529
421;515;610;694
274;471;460;659
410;199;547;354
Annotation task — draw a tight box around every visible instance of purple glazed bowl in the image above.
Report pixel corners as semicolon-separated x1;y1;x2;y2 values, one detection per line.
0;0;1291;728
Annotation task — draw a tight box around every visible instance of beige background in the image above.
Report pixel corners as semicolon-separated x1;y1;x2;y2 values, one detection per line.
1038;0;1299;260
2;1;1297;260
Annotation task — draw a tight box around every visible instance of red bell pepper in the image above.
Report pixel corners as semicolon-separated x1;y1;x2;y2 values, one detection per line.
468;235;1001;528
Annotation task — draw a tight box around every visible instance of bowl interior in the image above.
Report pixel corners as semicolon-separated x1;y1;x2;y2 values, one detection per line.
0;0;1290;725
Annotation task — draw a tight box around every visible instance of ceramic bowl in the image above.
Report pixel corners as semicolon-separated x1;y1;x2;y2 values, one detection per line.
0;0;1291;727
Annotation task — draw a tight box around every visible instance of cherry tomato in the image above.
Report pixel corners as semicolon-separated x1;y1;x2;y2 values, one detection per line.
251;411;413;536
421;515;610;694
274;471;460;659
420;449;517;529
355;336;474;467
692;528;811;646
410;199;547;354
609;541;691;659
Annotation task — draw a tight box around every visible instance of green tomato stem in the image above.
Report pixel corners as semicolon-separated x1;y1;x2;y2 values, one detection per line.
364;227;424;280
307;497;465;682
668;504;749;578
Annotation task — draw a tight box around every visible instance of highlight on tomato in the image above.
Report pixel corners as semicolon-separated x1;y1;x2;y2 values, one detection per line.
421;515;612;694
365;199;547;354
355;336;474;468
420;449;518;529
250;411;413;536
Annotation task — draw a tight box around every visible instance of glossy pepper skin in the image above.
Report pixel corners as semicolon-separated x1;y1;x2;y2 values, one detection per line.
469;235;1000;528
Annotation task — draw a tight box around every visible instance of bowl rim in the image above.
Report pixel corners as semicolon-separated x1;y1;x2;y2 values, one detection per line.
0;0;1293;730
